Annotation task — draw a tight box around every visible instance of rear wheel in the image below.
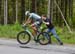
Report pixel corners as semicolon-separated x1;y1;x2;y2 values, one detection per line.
17;31;31;44
41;27;53;43
37;32;50;45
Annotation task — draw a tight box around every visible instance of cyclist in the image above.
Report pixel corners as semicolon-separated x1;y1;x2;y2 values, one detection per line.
24;11;42;40
41;14;63;45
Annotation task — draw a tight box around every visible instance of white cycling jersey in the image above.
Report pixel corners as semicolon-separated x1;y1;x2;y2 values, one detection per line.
29;13;41;21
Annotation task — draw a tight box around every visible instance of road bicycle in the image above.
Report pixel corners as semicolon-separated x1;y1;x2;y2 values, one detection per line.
17;24;50;45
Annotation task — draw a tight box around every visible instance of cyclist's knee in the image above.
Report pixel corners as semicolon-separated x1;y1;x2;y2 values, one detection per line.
32;26;37;31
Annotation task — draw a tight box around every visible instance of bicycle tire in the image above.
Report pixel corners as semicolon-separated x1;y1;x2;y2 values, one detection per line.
17;31;31;44
37;32;50;45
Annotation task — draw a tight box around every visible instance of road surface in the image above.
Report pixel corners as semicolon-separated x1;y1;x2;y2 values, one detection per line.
0;38;75;54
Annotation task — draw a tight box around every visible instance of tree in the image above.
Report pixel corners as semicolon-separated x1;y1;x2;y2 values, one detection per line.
54;0;72;33
0;0;2;16
11;0;16;23
0;0;2;24
31;0;36;12
16;0;18;23
4;0;8;25
47;0;51;43
47;0;51;20
21;0;25;23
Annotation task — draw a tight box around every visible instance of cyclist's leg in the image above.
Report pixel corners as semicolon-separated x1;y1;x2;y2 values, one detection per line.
50;28;63;44
31;21;40;35
34;21;42;39
31;21;41;42
31;24;37;36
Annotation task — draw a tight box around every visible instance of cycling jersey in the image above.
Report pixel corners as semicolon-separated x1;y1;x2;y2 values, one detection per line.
29;13;41;21
28;13;42;28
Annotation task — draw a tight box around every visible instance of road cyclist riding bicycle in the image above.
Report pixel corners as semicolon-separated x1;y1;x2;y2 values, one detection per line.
17;11;50;45
24;11;42;41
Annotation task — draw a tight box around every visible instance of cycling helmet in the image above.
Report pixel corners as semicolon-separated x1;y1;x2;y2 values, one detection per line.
25;11;30;16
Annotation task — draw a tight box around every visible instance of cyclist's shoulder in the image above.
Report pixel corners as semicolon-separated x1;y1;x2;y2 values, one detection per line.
29;13;34;16
30;13;37;15
29;13;40;18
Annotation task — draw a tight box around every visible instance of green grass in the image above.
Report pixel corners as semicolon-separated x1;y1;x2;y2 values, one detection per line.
0;24;75;44
51;32;75;44
51;27;75;44
0;23;23;39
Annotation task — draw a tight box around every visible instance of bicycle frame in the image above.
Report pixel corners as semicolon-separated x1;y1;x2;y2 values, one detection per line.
23;25;35;39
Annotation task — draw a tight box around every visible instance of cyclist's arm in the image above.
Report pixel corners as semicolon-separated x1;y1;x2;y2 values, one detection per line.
23;14;32;25
23;18;31;25
25;14;32;24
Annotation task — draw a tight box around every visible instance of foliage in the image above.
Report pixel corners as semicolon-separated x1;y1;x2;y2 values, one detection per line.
0;23;75;44
0;24;22;39
0;0;75;44
51;26;75;44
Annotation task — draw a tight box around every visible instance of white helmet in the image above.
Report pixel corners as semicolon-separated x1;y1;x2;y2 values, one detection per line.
25;11;30;16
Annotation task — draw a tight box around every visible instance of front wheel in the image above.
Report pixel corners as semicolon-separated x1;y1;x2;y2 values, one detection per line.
17;31;31;44
37;32;50;45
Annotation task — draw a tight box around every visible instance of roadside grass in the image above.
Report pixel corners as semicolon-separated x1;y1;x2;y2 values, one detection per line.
0;24;23;39
51;32;75;44
0;24;75;44
51;27;75;44
60;31;75;44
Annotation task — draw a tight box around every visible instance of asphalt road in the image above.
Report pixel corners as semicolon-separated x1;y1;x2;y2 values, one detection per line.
0;39;75;54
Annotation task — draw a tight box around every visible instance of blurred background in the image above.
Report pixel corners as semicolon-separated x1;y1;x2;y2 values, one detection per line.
0;0;75;44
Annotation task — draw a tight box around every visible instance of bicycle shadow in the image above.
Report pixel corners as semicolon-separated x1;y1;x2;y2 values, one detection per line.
19;42;59;51
20;45;50;51
19;44;75;54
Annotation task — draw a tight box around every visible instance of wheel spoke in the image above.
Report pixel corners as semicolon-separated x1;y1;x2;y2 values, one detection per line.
17;31;31;44
37;32;49;45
